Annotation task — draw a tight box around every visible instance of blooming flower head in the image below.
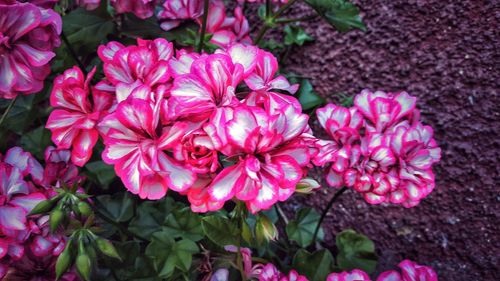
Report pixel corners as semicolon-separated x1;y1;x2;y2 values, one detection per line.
110;0;156;19
203;0;251;47
252;263;308;281
158;0;204;31
376;260;438;281
76;0;100;10
97;38;174;102
316;91;441;207
0;1;61;99
327;269;371;281
46;66;113;167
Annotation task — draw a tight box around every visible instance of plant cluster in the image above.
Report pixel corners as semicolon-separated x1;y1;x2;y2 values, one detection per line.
0;0;441;281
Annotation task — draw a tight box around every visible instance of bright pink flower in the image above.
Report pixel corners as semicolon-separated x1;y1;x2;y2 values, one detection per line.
207;104;312;213
183;176;223;213
76;0;100;10
169;44;257;121
203;1;251;47
0;2;61;99
99;96;196;200
46;66;113;167
377;260;438;281
224;245;253;276
245;49;299;94
327;269;372;281
39;146;82;189
173;129;220;173
98;38;174;102
252;263;308;281
110;0;155;19
158;0;204;31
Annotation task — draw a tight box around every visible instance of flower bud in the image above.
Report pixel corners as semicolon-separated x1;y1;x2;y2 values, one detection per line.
95;237;121;260
55;243;72;280
255;214;278;245
28;199;54;216
241;221;253;245
77;201;93;217
76;251;92;281
295;178;321;194
50;208;64;232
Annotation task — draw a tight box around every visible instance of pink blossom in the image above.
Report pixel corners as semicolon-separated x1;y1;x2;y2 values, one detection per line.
183;175;223;213
207;103;312;213
327;269;372;281
203;1;251;47
0;1;61;99
173;129;220;173
46;66;113;167
110;0;156;19
76;0;100;10
99;96;196;200
158;0;204;31
252;263;308;281
97;38;174;102
377;260;438;281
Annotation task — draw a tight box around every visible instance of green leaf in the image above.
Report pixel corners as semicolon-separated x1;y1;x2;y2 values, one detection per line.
201;216;239;247
292;249;335;281
95;192;134;223
286;207;324;247
63;8;115;53
145;232;199;278
304;0;366;32
162;207;204;242
336;229;377;274
284;25;314;46
20;126;52;160
296;79;325;110
85;161;116;188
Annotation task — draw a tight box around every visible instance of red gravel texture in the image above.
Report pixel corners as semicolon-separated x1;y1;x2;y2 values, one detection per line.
271;1;500;280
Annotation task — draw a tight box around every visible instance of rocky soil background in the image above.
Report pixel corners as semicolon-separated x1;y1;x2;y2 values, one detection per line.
256;0;499;280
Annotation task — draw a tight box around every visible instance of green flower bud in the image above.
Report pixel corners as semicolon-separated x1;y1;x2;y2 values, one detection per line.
55;243;72;280
77;201;93;217
255;214;278;245
28;199;54;216
241;221;253;245
295;178;321;194
95;237;121;260
50;209;64;233
76;253;92;281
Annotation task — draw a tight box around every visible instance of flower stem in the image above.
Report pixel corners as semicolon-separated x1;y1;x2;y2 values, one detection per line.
61;31;86;73
275;15;317;24
253;0;298;45
235;201;247;280
311;186;348;246
265;0;272;18
196;0;210;53
0;96;18;128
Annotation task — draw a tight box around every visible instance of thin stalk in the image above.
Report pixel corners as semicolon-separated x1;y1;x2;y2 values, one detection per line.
253;0;298;45
311;187;348;246
265;0;272;18
196;0;210;53
61;31;86;73
0;96;17;128
275;204;289;224
275;15;317;24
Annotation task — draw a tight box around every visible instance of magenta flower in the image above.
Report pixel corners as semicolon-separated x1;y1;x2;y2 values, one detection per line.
97;38;174;102
99;96;196;200
158;0;204;31
376;260;438;281
207;103;312;213
76;0;100;10
203;0;251;47
46;66;114;167
173;129;220;174
183;175;224;213
110;0;155;19
0;1;61;99
252;263;308;281
327;269;371;281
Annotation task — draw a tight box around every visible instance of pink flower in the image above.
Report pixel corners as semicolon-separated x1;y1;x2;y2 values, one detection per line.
377;260;438;281
99;96;196;200
39;146;82;189
97;38;174;102
46;66;113;167
158;0;204;31
76;0;100;10
203;1;251;47
183;176;223;213
0;1;61;99
207;103;312;213
327;269;372;281
173;129;220;173
110;0;155;19
169;44;257;121
252;263;308;281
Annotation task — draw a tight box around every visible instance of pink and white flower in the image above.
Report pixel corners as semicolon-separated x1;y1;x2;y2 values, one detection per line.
76;0;100;10
110;0;156;19
203;1;251;47
0;1;61;99
377;260;438;281
46;66;113;167
97;38;174;102
158;0;204;31
99;96;196;200
327;269;372;281
252;263;308;281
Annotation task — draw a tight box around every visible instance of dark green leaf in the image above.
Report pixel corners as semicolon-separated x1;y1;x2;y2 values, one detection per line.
63;8;115;52
296;79;325;110
145;232;199;278
304;0;366;32
95;192;134;223
292;249;335;281
286;207;324;247
284;25;314;46
336;229;377;274
201;216;239;247
162;207;204;242
85;161;116;188
20;126;52;160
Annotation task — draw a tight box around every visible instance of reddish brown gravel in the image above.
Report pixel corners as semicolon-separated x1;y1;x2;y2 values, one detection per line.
267;1;500;280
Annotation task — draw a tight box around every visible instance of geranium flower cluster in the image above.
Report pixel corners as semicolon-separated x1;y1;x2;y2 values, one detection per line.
0;146;81;280
46;37;316;213
0;0;61;99
315;90;441;207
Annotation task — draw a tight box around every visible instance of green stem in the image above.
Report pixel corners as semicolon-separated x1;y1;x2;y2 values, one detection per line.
196;0;210;53
61;31;86;73
265;0;272;18
235;202;247;280
275;15;317;24
253;0;298;45
311;187;348;246
0;96;17;128
274;204;289;224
